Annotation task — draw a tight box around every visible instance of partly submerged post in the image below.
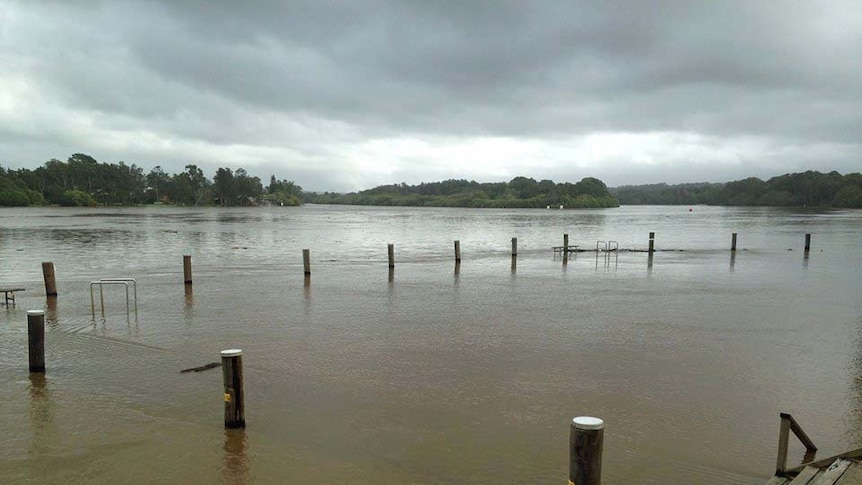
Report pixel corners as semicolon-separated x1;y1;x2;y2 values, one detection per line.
221;349;245;428
28;310;46;373
563;233;569;264
804;234;811;254
454;240;461;264
731;233;738;251
303;249;311;277
183;255;193;285
388;244;395;269
511;237;518;257
648;232;655;253
570;416;604;485
41;262;57;297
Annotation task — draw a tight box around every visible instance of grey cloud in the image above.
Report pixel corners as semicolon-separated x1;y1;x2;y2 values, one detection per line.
1;1;860;191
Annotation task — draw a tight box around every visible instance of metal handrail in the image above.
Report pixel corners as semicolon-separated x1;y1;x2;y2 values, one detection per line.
99;278;137;312
90;279;137;318
596;241;608;252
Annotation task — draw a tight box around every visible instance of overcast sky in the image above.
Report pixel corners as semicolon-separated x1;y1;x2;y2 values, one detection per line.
1;1;860;191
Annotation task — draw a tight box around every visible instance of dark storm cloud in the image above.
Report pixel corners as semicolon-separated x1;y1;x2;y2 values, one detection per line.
1;1;860;190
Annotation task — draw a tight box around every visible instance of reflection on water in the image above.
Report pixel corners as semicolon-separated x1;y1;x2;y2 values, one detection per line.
303;278;312;316
28;374;51;458
222;429;249;485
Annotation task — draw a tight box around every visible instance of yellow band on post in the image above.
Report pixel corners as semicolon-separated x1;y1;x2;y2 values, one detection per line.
224;393;231;403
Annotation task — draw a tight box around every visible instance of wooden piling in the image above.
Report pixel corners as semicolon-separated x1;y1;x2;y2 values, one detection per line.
303;249;311;276
388;244;395;268
454;240;461;264
511;237;518;257
221;349;245;428
805;234;811;253
648;232;655;253
569;416;604;485
731;233;738;251
563;233;569;264
183;255;193;285
41;262;57;297
27;310;46;373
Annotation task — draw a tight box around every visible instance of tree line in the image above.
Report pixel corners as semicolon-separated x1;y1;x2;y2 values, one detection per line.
307;176;620;208
0;154;303;207
611;171;862;208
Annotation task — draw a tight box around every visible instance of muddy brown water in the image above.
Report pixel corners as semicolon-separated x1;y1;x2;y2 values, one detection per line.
1;205;861;484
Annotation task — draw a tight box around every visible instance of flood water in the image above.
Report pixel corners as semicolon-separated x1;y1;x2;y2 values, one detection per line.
1;205;861;484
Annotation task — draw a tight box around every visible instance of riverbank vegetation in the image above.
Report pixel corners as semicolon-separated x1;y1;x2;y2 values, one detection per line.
307;176;620;208
3;154;860;209
0;154;302;207
611;171;862;208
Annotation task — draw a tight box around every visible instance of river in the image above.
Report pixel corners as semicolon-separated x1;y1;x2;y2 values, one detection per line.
1;205;860;484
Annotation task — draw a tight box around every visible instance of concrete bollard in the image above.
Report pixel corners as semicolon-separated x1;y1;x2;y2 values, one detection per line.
569;416;604;485
183;255;193;285
303;249;311;276
41;262;57;297
221;349;245;428
28;310;46;373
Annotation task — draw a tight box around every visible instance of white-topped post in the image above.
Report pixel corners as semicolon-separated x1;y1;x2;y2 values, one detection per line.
569;416;604;485
221;349;245;428
28;310;46;373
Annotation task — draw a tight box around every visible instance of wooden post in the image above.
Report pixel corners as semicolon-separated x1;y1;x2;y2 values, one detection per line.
563;233;569;264
28;310;46;373
303;249;311;276
804;234;811;253
454;240;461;264
511;237;518;257
183;255;193;285
388;244;395;269
221;349;245;428
41;262;57;296
648;232;655;253
570;416;604;485
731;233;738;251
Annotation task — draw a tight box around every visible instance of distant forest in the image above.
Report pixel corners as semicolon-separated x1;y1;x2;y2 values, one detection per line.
306;176;620;208
2;154;860;209
0;153;302;207
611;171;862;208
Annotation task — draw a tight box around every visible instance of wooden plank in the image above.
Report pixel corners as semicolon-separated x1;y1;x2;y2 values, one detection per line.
789;450;862;474
835;461;862;484
778;415;792;474
809;459;851;485
782;412;819;452
788;466;823;485
834;461;862;484
765;476;791;485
